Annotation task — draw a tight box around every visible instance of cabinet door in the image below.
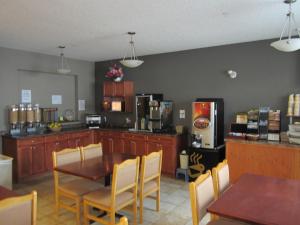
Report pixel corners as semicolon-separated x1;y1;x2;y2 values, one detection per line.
160;143;176;175
146;142;162;155
31;144;45;174
114;82;124;97
45;141;68;171
102;137;113;154
112;137;125;153
130;139;146;157
18;146;32;178
103;81;114;96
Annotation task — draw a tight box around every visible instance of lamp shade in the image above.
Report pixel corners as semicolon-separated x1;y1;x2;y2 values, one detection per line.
271;38;300;52
120;59;144;68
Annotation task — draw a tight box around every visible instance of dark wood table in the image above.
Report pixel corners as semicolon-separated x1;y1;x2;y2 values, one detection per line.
0;186;19;201
207;173;300;225
54;152;135;186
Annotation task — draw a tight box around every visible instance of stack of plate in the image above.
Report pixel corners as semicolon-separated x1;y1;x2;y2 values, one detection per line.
287;124;300;144
294;94;300;116
287;94;294;116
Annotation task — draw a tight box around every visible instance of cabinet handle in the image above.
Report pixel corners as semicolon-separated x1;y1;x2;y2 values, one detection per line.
55;142;59;146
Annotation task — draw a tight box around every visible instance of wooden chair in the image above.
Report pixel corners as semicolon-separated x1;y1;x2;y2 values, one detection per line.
139;150;162;223
81;143;103;160
189;171;248;225
212;159;230;199
117;217;129;225
0;191;37;225
83;157;140;225
53;148;102;225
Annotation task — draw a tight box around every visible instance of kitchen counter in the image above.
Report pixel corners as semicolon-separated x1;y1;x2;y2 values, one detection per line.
3;127;180;139
225;138;300;149
226;138;300;183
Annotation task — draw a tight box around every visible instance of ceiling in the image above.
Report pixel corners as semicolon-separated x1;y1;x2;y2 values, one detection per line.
0;0;299;62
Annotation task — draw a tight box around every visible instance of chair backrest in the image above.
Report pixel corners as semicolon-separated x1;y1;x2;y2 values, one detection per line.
140;150;162;189
52;148;81;186
52;148;81;168
111;157;140;206
212;159;230;198
81;143;103;160
0;191;37;225
189;171;215;225
117;217;128;225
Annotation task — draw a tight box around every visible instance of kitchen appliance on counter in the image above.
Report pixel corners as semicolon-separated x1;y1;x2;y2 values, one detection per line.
192;98;224;149
8;103;43;135
149;100;174;132
86;115;100;129
135;93;163;131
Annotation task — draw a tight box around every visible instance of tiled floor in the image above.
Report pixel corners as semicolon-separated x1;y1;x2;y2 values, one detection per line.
14;173;195;225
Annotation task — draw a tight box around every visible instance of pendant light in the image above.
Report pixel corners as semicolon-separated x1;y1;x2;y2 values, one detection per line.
271;0;300;52
57;46;71;74
120;32;144;68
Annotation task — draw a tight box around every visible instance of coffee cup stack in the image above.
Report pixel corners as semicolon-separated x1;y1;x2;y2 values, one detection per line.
287;94;294;116
294;94;300;116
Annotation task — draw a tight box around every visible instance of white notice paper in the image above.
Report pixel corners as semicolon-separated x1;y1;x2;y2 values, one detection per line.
21;89;31;103
78;100;85;111
52;95;62;105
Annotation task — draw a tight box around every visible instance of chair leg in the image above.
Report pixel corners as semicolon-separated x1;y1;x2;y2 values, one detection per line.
156;190;160;212
83;201;89;225
55;192;59;215
133;200;137;225
110;210;115;225
76;198;81;225
139;197;143;224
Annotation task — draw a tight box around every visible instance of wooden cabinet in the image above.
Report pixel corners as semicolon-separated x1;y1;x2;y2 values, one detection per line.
226;139;300;183
2;129;94;182
31;144;45;174
44;134;69;171
68;131;93;148
102;81;134;112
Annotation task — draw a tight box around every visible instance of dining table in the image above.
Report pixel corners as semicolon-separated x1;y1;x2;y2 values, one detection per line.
0;186;19;201
207;173;300;225
54;152;136;186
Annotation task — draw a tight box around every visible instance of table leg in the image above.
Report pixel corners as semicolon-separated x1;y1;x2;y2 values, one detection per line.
104;174;111;186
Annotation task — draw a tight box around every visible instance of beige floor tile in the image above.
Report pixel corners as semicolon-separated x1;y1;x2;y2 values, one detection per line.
13;174;193;225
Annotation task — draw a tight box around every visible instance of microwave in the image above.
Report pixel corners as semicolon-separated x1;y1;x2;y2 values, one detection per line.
111;100;125;112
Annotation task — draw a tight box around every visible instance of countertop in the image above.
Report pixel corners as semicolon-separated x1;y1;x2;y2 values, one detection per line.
225;137;300;149
2;126;181;139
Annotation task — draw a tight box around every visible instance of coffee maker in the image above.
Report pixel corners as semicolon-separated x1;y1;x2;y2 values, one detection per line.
149;100;173;132
135;94;163;131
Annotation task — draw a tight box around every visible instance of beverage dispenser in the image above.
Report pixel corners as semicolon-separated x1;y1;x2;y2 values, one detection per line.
192;98;224;149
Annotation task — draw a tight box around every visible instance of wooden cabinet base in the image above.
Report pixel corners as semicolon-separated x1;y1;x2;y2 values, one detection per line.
2;129;187;183
226;139;300;183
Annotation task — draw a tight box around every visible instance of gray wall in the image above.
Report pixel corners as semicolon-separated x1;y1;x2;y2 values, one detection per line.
95;39;300;133
0;47;95;151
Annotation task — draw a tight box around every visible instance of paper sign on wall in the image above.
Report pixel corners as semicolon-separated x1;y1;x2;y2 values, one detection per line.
78;100;85;111
52;95;62;105
21;89;31;103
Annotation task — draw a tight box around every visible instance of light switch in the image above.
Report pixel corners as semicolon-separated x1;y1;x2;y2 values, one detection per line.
179;109;185;119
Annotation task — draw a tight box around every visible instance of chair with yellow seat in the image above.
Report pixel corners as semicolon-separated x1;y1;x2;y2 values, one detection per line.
81;143;103;160
139;150;162;223
52;148;102;225
212;159;230;199
0;190;37;225
83;157;140;225
189;171;248;225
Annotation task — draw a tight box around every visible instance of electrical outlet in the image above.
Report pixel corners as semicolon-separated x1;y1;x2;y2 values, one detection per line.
179;109;185;119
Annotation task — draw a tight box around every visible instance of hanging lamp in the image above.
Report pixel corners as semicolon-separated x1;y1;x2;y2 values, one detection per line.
57;46;71;74
271;0;300;52
120;32;144;68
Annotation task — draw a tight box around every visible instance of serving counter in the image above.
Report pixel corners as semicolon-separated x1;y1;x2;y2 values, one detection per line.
226;138;300;183
2;128;186;182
